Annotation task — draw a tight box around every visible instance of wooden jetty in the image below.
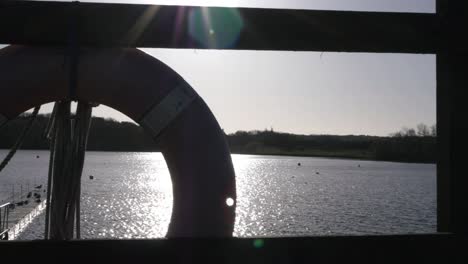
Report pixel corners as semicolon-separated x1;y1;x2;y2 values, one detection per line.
0;189;46;240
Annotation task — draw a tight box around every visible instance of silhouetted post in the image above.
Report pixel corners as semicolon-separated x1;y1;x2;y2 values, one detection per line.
436;0;468;235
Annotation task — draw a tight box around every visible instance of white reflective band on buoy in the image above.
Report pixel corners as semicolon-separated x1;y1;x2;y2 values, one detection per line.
0;114;7;127
140;82;197;139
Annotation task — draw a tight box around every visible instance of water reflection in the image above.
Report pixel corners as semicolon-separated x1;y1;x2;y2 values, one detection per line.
75;152;439;238
6;150;436;239
80;152;173;238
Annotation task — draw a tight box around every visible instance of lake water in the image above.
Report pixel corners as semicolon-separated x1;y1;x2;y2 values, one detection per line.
0;150;437;239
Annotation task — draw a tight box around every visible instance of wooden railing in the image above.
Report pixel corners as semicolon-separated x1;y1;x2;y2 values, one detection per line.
0;202;10;240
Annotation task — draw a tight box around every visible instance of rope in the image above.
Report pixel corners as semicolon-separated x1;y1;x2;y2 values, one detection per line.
45;101;93;240
44;103;58;239
0;106;41;173
67;1;80;100
45;3;87;239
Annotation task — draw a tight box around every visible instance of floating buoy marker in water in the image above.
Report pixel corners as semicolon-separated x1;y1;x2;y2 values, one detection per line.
297;162;301;166
89;175;94;180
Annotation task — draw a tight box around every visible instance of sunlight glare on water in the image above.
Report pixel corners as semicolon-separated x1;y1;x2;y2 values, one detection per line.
79;152;173;238
1;150;436;240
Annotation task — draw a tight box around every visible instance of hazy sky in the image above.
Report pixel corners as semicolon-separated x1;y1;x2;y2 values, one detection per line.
2;0;436;136
46;0;435;13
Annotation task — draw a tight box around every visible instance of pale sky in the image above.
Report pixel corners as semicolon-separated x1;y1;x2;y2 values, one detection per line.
2;1;436;136
45;0;435;13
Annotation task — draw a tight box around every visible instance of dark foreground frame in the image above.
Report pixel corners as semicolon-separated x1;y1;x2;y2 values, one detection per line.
0;0;467;262
1;235;467;262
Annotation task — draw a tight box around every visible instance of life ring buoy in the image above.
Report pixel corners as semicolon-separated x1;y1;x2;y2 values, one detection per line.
0;45;236;237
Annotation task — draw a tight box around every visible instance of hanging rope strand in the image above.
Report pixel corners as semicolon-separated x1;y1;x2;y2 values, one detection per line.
44;103;59;239
71;102;93;239
48;101;72;239
0;106;41;173
45;101;93;240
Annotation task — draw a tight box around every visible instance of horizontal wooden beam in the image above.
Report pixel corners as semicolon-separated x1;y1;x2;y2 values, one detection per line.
0;1;443;53
0;234;465;262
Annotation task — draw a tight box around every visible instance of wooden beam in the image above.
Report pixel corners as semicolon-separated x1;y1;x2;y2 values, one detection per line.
0;235;464;262
436;0;468;235
0;1;442;53
436;0;451;234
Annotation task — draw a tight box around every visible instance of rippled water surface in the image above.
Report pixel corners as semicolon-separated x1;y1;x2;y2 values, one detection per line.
0;150;436;239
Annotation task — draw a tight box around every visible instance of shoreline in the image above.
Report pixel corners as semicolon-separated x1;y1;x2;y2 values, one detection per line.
229;151;436;165
0;148;436;165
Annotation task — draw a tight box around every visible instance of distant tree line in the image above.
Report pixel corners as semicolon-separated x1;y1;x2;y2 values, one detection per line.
0;114;158;152
372;123;436;163
390;123;436;137
0;114;436;163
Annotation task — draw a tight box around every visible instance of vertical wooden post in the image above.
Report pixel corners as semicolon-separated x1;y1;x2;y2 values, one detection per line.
436;52;450;232
436;0;468;234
